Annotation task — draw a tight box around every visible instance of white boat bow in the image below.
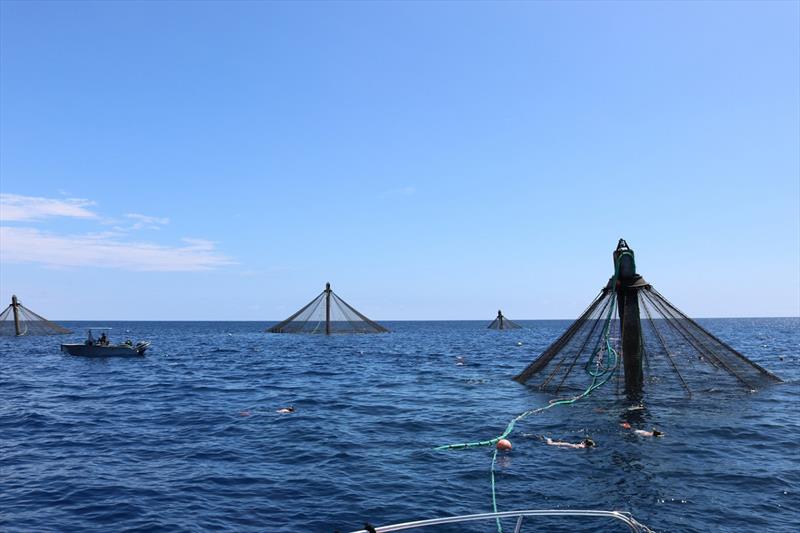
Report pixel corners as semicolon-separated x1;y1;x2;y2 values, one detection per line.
347;509;655;533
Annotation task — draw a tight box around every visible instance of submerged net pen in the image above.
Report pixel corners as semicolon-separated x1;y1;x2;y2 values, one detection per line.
266;283;388;334
514;240;781;397
0;295;71;336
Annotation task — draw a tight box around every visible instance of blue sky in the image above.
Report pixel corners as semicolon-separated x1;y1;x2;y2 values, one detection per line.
1;0;798;320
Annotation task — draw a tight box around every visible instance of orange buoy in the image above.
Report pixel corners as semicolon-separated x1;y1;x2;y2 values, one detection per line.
496;438;512;451
620;422;631;429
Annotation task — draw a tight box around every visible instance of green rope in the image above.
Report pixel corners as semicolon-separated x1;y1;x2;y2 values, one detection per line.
435;255;629;533
435;285;621;452
435;303;620;532
490;448;501;532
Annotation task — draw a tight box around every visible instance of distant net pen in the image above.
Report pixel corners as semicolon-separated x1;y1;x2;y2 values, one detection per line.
266;283;388;334
488;310;522;330
0;295;72;336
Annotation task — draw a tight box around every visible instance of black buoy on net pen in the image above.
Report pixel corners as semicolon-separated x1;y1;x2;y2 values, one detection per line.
612;239;645;394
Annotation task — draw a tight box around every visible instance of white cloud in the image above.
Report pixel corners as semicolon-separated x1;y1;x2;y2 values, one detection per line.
0;194;97;222
0;227;234;271
0;193;234;271
125;213;170;230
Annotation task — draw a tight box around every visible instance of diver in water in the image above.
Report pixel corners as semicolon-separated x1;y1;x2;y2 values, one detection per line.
544;436;596;449
633;428;664;438
620;419;664;437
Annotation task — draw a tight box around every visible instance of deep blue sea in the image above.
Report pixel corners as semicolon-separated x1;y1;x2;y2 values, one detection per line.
1;319;798;532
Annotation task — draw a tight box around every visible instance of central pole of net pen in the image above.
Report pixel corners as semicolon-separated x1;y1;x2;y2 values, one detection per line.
11;295;21;336
325;282;331;335
613;239;644;394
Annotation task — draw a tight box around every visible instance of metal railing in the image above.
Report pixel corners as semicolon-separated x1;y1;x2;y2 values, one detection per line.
347;509;654;533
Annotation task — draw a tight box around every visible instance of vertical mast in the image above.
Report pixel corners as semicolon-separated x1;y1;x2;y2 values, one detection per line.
613;239;644;394
325;282;331;335
11;295;21;336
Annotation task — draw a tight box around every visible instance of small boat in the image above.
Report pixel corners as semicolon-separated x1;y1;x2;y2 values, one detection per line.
60;328;150;357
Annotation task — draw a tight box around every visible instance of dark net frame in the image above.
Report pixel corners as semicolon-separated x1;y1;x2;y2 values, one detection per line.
488;312;522;330
0;299;72;336
513;284;781;398
266;284;389;334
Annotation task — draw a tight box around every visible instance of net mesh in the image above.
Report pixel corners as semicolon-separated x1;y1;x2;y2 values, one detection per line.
0;297;71;336
267;284;388;334
513;285;781;397
488;311;522;330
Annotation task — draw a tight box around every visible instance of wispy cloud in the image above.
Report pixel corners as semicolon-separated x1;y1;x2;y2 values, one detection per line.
0;227;234;271
0;193;232;271
0;194;97;222
124;213;170;230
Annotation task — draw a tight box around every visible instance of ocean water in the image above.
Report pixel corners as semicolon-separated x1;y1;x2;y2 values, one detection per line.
1;319;798;532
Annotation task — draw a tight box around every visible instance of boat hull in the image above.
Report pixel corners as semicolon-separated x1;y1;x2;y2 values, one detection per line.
60;343;148;357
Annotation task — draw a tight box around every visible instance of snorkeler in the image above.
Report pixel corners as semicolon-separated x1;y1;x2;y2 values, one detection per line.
544;437;596;449
620;420;664;437
276;406;295;414
633;428;663;437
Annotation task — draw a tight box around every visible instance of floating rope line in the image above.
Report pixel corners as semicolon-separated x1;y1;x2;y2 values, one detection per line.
435;258;627;533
